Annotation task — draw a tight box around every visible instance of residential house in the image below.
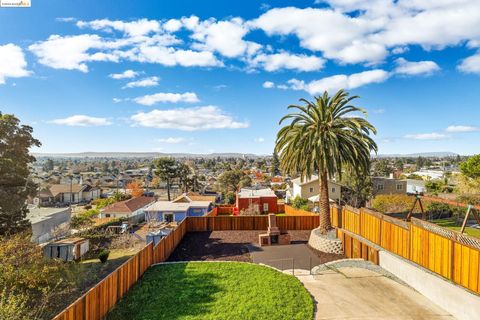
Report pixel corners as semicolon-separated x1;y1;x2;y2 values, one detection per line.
99;196;156;224
145;197;213;223
372;177;407;196
290;175;343;203
27;207;71;243
236;188;279;214
173;191;218;203
42;184;101;205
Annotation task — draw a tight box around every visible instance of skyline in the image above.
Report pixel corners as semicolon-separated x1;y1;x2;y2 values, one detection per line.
1;1;480;155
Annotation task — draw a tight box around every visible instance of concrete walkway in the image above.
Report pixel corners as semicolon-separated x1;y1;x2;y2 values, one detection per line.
296;265;454;320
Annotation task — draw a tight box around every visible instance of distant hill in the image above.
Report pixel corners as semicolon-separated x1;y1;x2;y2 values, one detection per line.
376;152;459;158
32;152;265;159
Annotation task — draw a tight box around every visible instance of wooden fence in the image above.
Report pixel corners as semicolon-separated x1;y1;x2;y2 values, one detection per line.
53;219;187;320
186;215;320;231
340;206;480;294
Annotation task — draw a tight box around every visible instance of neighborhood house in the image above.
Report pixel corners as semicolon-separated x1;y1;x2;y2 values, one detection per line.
99;196;156;224
35;184;101;205
372;177;407;196
27;207;71;243
236;187;279;214
144;192;214;222
290;175;342;203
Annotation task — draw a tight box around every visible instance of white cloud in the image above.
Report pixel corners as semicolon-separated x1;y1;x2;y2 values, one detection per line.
29;34;116;72
131;106;249;131
263;81;275;88
134;92;199;106
0;43;30;84
458;52;480;74
404;133;448;140
371;108;385;114
156;137;186;144
51;115;112;127
130;45;222;67
446;125;480;132
254;137;265;143
77;18;161;37
123;76;159;89
286;69;390;95
163;19;183;32
112;98;122;103
109;69;138;79
394;58;440;75
249;52;325;72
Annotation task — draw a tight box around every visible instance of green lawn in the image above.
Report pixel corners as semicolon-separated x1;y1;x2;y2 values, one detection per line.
107;262;314;320
433;219;480;238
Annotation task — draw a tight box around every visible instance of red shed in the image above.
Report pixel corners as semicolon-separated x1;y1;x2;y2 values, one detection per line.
236;188;279;214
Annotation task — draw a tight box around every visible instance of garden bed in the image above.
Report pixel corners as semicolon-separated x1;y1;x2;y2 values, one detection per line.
107;262;314;320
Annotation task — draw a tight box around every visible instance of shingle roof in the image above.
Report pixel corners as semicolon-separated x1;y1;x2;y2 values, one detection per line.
49;184;87;196
101;196;156;214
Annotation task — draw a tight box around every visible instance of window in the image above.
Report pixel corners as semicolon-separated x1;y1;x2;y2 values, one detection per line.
309;187;314;193
332;187;336;193
164;213;174;223
105;214;111;218
377;184;384;191
263;203;269;213
396;184;403;190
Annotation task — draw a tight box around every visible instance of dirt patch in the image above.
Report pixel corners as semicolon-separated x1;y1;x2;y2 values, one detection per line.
168;230;343;264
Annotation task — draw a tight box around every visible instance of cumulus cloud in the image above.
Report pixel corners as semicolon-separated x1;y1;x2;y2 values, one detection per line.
254;137;265;143
446;125;480;132
249;52;325;72
50;115;112;126
156;137;186;143
263;81;275;88
458;52;480;74
109;69;138;79
0;43;30;84
394;58;440;76
77;18;161;37
123;76;159;88
29;34;116;72
404;133;448;140
134;92;199;106
129;45;223;67
131;106;249;131
285;69;390;95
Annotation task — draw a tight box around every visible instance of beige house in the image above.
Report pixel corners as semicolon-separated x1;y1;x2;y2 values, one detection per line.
372;177;407;196
290;175;342;203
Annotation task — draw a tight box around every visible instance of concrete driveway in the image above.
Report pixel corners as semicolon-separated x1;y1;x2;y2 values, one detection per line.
297;263;454;320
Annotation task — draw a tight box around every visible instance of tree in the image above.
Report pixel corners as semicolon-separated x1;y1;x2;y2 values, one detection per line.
460;154;480;179
341;165;373;208
177;163;192;193
215;169;252;194
0;113;41;236
154;157;178;201
372;159;392;177
275;90;377;233
43;158;54;171
271;151;280;176
126;180;144;197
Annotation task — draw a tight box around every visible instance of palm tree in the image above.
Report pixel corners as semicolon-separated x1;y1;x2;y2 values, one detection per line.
276;90;377;233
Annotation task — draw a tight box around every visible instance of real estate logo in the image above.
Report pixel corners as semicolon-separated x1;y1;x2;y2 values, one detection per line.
0;0;31;7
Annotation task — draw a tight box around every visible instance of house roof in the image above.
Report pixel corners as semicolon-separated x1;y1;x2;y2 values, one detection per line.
237;188;277;199
50;237;87;245
173;192;216;203
102;196;155;214
27;207;71;224
145;200;212;212
48;184;97;197
291;175;319;186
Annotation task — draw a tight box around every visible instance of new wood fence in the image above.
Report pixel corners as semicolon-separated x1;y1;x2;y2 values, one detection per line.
340;206;480;294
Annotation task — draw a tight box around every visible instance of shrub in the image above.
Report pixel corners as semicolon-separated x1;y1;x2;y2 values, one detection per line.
426;202;454;218
291;196;309;210
371;195;415;214
98;249;110;263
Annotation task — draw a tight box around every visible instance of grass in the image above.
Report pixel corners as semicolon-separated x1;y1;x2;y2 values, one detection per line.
107;262;314;320
433;218;480;238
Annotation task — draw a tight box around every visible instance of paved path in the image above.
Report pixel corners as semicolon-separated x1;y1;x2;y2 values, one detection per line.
296;265;454;320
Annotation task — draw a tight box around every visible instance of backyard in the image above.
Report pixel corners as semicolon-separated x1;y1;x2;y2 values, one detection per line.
433;218;480;238
106;262;314;320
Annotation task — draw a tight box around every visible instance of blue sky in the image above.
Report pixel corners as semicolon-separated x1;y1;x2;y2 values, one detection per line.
1;0;480;155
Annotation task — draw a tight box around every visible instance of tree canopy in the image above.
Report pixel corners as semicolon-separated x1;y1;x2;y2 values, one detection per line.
460;154;480;180
0;113;41;236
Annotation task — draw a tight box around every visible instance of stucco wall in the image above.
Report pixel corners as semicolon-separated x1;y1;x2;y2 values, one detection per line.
379;250;480;320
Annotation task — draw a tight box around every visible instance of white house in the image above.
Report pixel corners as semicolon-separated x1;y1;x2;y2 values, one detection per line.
290;175;342;203
99;196;155;224
144;200;213;223
37;184;101;205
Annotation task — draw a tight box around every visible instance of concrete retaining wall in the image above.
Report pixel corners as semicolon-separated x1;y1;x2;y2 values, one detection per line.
379;250;480;320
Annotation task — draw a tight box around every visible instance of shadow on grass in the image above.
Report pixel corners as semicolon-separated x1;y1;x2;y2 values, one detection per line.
106;263;222;320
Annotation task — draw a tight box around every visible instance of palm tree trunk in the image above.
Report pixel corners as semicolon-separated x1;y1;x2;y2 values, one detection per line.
319;170;331;233
167;179;171;201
